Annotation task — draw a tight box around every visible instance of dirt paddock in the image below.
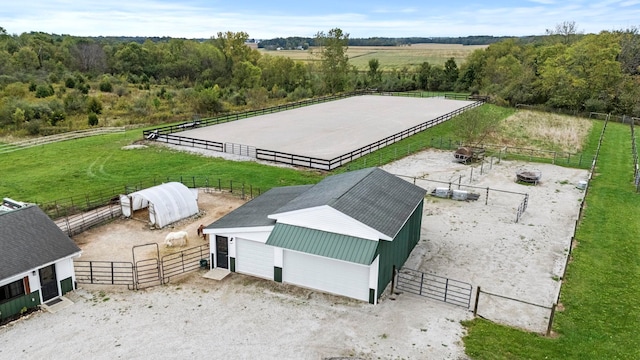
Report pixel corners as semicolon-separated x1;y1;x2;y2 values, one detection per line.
0;149;587;359
73;190;247;261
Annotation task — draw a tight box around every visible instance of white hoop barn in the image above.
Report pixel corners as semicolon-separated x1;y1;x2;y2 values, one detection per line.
120;182;199;228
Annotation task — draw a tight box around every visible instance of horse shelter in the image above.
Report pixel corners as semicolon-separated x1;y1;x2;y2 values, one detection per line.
119;182;199;229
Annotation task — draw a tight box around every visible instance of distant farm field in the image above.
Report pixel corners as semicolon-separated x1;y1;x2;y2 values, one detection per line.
260;43;487;71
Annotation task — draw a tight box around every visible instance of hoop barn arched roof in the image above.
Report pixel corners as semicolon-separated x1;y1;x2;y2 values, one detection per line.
120;182;198;228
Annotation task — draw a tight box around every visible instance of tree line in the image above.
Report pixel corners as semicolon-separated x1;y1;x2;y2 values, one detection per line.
0;24;638;137
463;26;640;115
258;35;513;50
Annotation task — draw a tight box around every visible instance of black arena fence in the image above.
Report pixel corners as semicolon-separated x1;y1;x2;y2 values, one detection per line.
144;90;371;138
254;99;485;170
143;91;486;171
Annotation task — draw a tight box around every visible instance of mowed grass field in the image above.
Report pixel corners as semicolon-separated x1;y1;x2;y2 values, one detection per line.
260;43;487;71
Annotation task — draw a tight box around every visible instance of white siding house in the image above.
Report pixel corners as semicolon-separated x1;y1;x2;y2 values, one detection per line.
0;206;82;322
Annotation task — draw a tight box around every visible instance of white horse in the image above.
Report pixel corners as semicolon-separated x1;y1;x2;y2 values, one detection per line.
164;231;188;247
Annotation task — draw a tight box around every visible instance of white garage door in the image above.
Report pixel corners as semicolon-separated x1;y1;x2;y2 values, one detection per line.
236;238;274;280
283;250;370;302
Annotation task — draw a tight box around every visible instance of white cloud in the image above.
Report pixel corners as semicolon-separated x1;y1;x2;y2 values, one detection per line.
371;7;419;14
1;0;638;38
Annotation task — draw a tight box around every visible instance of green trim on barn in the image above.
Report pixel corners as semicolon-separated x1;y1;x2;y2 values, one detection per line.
369;288;375;304
376;200;424;298
266;223;378;265
0;290;41;322
230;257;236;272
274;267;282;283
60;277;73;295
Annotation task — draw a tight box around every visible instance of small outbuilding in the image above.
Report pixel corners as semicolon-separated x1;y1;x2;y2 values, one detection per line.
0;205;82;322
204;168;427;304
120;182;199;228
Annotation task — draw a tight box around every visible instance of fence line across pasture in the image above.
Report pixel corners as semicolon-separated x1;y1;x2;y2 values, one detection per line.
394;174;529;223
40;176;263;236
473;286;557;336
0;127;126;154
345;136;594;172
630;117;639;192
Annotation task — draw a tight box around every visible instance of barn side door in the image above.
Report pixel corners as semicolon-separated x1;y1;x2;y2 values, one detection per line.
215;235;229;269
39;264;59;302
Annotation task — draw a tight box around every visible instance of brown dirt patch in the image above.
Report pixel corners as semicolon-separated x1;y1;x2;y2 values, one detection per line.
72;190;246;261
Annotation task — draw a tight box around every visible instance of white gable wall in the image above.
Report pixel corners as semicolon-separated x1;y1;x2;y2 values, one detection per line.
269;206;388;241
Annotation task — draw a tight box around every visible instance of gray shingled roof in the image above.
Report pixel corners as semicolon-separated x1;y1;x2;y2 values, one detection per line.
272;168;426;238
0;205;81;280
206;185;313;229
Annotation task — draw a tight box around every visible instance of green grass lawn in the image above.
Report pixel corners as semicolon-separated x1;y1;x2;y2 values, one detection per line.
462;121;640;359
339;105;517;172
0;129;323;204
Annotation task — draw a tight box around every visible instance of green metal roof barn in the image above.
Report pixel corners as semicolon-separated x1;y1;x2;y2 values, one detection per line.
204;168;426;304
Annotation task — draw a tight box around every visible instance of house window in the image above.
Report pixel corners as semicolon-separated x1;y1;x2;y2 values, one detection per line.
0;279;25;304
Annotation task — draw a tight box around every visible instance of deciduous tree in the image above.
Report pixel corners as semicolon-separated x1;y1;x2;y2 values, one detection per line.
314;28;350;94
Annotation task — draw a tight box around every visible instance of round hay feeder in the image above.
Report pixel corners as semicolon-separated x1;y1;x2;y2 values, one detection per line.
516;169;542;185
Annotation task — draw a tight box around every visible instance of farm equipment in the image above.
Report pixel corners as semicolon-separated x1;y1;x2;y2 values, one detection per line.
453;146;486;164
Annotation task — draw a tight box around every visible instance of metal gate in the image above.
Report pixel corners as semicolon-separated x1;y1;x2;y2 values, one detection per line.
135;258;162;289
161;244;210;283
132;243;162;290
396;268;473;308
74;261;134;289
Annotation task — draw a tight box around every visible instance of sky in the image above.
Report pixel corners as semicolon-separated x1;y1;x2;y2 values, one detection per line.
1;0;639;39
